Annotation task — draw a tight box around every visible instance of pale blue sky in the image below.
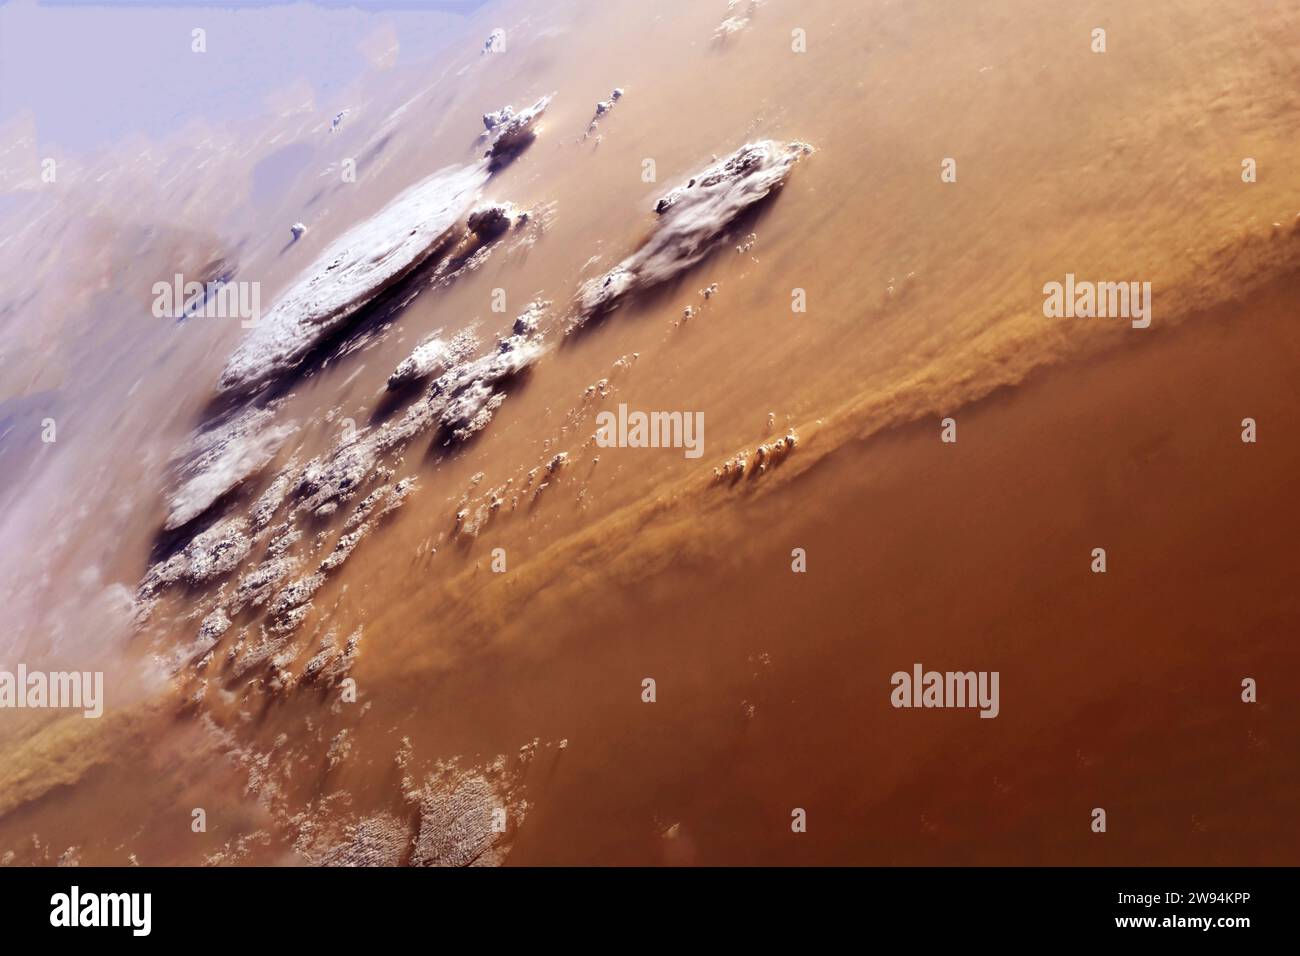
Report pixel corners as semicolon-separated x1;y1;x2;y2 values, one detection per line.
0;0;494;149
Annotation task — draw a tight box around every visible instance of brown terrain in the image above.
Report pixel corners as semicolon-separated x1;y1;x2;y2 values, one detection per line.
0;0;1297;865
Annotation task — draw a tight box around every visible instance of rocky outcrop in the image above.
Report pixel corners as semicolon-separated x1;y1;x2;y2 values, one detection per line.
574;140;812;325
217;162;492;398
139;516;252;600
164;405;296;531
410;774;505;867
484;95;552;170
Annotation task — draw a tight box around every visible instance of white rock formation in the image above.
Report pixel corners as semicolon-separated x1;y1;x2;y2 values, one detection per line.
164;405;297;530
218;162;492;397
575;140;812;324
387;335;450;391
484;95;552;168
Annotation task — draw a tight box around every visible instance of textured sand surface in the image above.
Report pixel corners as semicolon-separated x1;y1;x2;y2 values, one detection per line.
1;0;1298;865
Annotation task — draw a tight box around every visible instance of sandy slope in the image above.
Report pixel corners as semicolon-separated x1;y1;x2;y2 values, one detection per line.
2;0;1299;864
